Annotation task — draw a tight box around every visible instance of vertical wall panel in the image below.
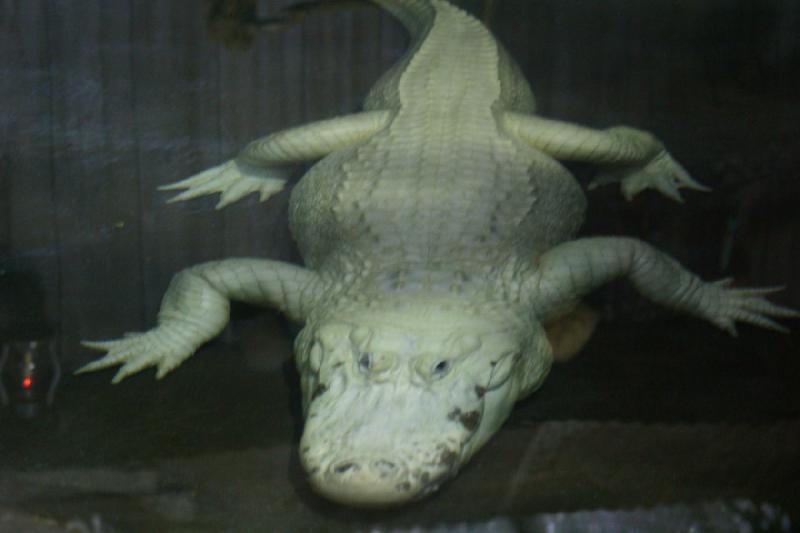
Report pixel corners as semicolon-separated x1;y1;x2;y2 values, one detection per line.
301;8;355;121
0;1;60;336
350;2;395;104
0;2;13;253
130;1;225;322
46;0;143;354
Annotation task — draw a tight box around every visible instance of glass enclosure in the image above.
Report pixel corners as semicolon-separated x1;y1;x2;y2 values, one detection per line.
1;0;798;531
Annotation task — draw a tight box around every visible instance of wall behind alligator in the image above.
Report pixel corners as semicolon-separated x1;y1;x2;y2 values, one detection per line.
1;0;798;366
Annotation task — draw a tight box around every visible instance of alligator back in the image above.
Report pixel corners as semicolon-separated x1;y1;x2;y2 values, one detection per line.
288;0;586;276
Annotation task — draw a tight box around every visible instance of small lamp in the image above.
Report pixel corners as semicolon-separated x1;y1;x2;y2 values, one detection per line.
0;269;59;419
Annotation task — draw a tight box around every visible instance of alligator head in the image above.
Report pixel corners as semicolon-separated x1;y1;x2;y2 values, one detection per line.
294;296;552;506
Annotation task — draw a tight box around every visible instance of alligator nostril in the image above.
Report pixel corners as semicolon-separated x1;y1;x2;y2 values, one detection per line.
333;462;360;475
374;459;397;476
358;353;372;373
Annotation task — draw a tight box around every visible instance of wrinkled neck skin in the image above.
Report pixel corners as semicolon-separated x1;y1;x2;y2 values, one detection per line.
294;289;552;506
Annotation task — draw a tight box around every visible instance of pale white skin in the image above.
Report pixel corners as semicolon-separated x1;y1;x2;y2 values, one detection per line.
78;0;797;506
294;297;551;505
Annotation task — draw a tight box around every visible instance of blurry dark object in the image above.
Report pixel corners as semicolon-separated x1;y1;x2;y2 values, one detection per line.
481;0;495;28
0;269;58;419
205;0;370;49
206;0;264;49
0;270;50;339
205;0;497;49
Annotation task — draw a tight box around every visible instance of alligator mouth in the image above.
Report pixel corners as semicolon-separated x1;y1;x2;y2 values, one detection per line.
298;367;478;506
303;447;460;507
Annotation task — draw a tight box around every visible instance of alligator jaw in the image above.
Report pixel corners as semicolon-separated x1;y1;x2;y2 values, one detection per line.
303;451;456;507
298;371;474;507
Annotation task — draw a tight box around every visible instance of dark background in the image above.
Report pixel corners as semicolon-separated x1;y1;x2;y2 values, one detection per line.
1;0;798;367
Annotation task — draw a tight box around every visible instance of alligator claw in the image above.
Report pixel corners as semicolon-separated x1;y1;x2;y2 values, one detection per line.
591;150;711;202
78;329;197;383
701;280;799;336
160;159;287;209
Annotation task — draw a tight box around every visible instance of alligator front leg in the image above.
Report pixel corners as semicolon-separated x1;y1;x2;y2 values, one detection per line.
77;259;321;383
501;113;709;202
527;237;798;335
162;110;391;208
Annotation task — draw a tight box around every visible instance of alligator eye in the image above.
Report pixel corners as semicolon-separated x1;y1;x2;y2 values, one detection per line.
358;352;372;373
432;359;451;378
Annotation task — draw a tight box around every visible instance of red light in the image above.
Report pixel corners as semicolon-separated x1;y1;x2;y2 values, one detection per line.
22;376;33;389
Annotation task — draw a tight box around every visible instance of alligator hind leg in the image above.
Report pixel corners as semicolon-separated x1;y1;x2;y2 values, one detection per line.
501;112;710;202
77;259;319;383
162;110;391;208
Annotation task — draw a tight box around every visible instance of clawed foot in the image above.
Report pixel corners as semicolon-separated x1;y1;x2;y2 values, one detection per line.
77;328;198;383
699;279;799;336
590;150;710;202
160;159;287;209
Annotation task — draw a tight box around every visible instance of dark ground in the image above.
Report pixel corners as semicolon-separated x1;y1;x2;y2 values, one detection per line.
0;314;797;532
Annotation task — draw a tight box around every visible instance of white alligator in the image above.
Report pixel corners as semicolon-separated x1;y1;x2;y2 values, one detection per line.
78;0;797;506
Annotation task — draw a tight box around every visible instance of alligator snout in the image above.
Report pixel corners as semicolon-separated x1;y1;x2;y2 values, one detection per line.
309;456;413;506
296;318;507;506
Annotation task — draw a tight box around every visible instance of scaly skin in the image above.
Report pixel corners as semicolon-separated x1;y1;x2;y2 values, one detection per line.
78;0;798;506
